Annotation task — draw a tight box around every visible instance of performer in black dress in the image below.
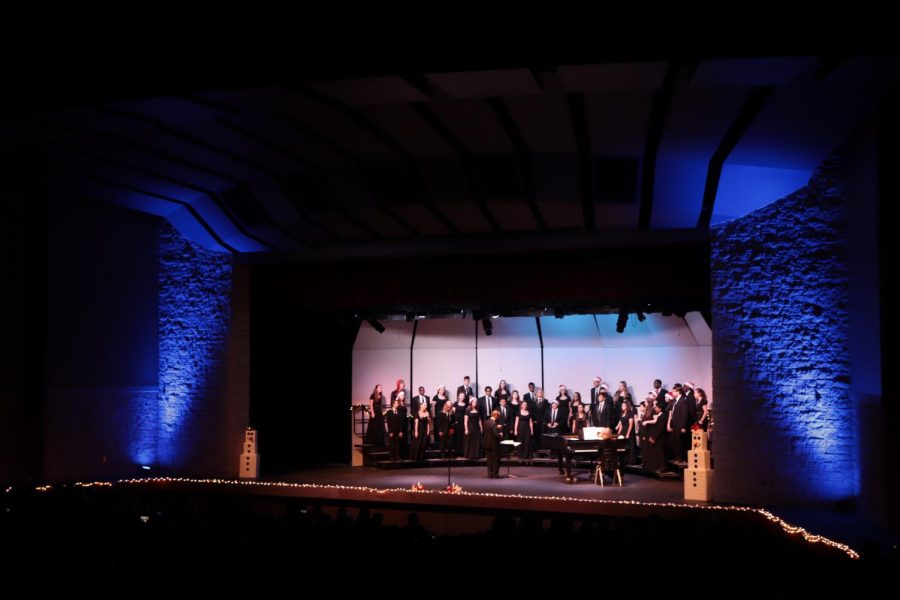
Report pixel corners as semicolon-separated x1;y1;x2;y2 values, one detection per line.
432;385;450;417
365;384;385;446
555;385;572;433
694;388;710;431
453;392;467;455
410;404;430;462
617;400;637;464
509;389;522;424
514;404;534;459
431;385;449;443
613;381;630;430
569;394;588;438
640;400;666;473
463;399;482;459
496;379;511;404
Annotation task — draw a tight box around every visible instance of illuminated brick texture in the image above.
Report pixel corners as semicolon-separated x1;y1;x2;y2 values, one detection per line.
711;154;854;504
158;224;249;474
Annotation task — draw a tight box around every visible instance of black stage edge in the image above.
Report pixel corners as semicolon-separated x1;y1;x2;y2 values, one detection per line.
13;468;857;562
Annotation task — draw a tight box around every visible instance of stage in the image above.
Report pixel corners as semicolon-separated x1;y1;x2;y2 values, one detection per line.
278;464;685;504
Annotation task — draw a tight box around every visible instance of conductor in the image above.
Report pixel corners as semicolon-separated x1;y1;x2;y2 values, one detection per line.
483;410;502;479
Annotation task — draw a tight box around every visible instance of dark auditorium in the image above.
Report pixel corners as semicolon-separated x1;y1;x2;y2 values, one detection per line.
1;32;898;588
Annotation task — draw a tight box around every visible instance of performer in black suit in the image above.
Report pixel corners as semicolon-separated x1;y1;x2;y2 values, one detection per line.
532;388;547;451
412;386;430;415
497;397;512;434
591;386;615;428
483;411;502;478
589;377;603;405
545;400;562;434
523;382;538;409
667;387;692;462
385;399;405;461
652;379;668;409
478;386;496;421
456;376;474;402
682;381;699;427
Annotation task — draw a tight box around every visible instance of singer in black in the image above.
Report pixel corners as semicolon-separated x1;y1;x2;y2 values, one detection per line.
457;376;474;402
435;401;455;458
365;384;385;446
385;399;405;461
410;403;430;462
483;410;502;479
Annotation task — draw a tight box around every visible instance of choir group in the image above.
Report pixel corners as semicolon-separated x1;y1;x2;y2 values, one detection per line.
364;376;710;475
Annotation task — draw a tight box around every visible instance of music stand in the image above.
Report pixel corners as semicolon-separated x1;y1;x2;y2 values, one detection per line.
500;440;520;477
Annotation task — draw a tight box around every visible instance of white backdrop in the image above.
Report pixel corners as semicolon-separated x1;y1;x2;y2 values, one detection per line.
412;319;476;398
351;320;413;404
476;317;542;395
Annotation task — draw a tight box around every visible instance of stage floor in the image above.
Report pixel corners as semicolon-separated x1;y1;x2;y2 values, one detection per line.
276;464;685;504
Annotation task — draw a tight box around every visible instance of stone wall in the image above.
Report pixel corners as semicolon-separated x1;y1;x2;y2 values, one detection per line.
711;154;854;505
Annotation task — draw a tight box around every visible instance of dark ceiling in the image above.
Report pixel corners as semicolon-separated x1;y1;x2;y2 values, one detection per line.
2;38;897;258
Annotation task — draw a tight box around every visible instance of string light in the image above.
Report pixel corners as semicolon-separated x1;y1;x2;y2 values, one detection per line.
22;476;858;560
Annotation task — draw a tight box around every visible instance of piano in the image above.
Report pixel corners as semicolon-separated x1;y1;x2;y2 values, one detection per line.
542;433;625;483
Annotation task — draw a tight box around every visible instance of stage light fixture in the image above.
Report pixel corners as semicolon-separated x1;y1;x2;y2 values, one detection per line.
636;311;646;322
482;318;493;336
616;309;628;333
366;318;385;333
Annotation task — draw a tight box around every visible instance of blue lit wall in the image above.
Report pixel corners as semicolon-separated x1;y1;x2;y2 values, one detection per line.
158;222;233;468
711;153;855;504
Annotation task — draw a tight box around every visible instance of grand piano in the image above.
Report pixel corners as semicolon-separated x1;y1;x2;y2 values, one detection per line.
542;432;626;483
